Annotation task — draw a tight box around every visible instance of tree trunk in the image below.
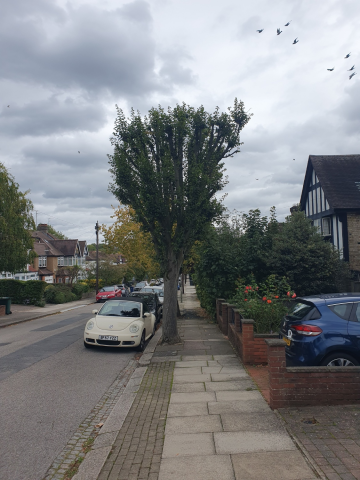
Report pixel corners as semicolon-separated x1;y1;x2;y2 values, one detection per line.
162;250;182;344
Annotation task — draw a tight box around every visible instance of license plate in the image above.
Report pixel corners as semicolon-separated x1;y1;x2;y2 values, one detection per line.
283;336;291;346
99;335;118;341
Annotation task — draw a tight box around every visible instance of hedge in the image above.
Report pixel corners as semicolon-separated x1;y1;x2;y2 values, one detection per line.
44;283;90;304
0;279;47;305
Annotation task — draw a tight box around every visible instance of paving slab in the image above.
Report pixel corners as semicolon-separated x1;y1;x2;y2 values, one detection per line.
162;433;215;457
211;372;248;381
220;366;245;373
215;390;263;402
167;402;209;417
205;380;255;392
208;400;272;414
172;382;205;393
175;361;207;367
220;413;286;432
180;355;213;361
231;451;317;479
159;455;235;480
173;366;202;375
165;415;223;434
214;431;296;454
201;366;222;374
173;373;211;383
170;391;216;404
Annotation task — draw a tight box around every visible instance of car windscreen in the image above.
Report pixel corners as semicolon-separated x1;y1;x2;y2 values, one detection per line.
100;287;115;292
285;301;315;321
99;301;141;317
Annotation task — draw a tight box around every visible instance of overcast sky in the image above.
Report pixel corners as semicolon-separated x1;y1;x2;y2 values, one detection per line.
1;0;359;244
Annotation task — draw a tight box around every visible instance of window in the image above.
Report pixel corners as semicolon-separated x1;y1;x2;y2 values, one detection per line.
352;303;360;322
322;217;331;236
58;278;62;283
328;303;352;320
39;256;47;267
58;257;64;266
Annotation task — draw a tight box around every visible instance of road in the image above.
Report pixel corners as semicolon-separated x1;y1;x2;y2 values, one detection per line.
0;304;137;480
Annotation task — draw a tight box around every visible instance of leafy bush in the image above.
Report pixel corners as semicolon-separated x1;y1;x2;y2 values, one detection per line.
71;283;89;299
0;279;47;304
231;274;294;333
44;284;77;304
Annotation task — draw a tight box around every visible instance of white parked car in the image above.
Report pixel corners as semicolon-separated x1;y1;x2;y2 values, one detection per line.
84;298;156;351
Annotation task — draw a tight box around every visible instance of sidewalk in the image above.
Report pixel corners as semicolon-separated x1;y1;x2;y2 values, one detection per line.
0;294;95;328
97;284;318;480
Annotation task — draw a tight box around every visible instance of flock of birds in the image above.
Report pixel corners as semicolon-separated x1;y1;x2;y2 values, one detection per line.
256;21;356;80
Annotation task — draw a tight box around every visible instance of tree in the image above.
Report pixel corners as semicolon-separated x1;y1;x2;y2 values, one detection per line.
47;225;68;239
0;163;35;273
267;210;350;296
101;205;160;281
108;100;251;343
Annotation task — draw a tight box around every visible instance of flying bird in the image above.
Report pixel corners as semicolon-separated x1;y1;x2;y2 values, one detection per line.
285;21;291;26
293;159;295;161
256;29;264;33
327;67;335;71
293;38;299;44
78;151;80;153
348;65;355;71
349;72;356;80
277;28;282;35
345;53;351;59
7;105;10;107
256;178;259;180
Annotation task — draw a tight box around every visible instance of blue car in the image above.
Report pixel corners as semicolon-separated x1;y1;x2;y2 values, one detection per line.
279;293;360;366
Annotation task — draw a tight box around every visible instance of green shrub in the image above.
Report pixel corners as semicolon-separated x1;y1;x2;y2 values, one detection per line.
44;284;77;304
71;283;89;299
0;279;47;304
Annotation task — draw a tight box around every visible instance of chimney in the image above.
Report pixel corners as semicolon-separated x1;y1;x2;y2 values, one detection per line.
37;224;48;233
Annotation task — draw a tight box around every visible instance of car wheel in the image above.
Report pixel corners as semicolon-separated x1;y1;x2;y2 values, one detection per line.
320;353;359;366
136;331;146;351
84;341;93;349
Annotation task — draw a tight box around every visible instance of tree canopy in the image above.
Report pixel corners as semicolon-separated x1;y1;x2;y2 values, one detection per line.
0;163;35;273
101;204;160;281
108;100;251;343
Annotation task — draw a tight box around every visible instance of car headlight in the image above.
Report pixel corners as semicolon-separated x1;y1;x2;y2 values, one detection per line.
129;324;139;333
86;320;94;330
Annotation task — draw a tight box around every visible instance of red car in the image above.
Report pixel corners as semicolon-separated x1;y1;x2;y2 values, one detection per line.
96;286;122;302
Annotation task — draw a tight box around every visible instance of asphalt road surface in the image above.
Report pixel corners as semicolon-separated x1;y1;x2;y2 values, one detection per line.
0;305;136;480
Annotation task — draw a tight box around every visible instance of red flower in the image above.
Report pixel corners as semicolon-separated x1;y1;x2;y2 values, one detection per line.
262;296;267;301
287;291;290;297
244;298;248;301
292;293;296;298
245;286;249;290
256;287;259;290
267;299;272;304
275;295;279;299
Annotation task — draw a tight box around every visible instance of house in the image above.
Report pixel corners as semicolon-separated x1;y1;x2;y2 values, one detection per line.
300;154;360;272
30;224;89;283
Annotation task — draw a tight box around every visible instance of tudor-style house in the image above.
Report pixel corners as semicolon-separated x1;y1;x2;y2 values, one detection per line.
300;154;360;273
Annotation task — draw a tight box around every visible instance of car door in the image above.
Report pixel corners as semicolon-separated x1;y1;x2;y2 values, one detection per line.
348;302;360;357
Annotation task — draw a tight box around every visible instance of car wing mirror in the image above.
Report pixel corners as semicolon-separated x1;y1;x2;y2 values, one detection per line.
143;312;150;318
92;309;98;314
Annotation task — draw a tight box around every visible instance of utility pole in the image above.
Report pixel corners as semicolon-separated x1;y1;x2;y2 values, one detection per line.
95;221;99;294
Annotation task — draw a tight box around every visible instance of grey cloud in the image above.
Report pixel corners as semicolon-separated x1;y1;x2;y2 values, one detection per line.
0;96;108;136
0;1;195;98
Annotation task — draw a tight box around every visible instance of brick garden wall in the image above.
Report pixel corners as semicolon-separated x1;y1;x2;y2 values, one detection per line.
216;299;277;365
266;339;360;409
347;212;360;271
0;305;5;316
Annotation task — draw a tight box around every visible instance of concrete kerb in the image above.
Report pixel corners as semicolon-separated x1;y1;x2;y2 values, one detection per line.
73;328;162;480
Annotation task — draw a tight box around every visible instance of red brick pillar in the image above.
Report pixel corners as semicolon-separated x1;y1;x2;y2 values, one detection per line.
265;339;287;410
234;309;242;332
221;303;229;335
216;298;226;322
241;319;254;364
227;304;236;329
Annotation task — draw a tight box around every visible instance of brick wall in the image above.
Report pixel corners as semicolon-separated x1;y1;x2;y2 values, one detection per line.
266;339;360;409
347;212;360;271
0;305;5;316
216;300;277;364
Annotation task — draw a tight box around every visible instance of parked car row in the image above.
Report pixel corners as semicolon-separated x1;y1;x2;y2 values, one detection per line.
280;293;360;367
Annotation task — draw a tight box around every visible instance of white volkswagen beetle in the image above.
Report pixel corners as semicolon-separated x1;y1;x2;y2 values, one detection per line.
84;298;156;351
